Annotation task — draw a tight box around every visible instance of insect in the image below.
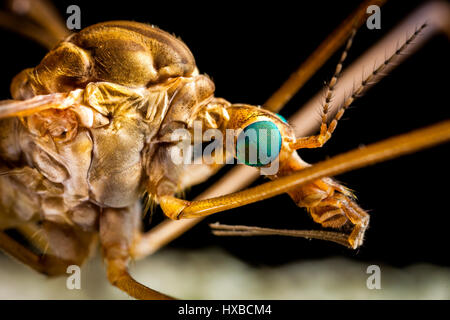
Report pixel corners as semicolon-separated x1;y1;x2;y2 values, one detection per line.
0;1;448;300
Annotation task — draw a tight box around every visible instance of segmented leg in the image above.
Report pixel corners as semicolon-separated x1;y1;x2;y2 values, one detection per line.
264;0;387;112
0;231;69;276
0;221;95;276
159;121;450;248
100;204;174;300
0;0;69;49
132;2;447;256
0;90;84;118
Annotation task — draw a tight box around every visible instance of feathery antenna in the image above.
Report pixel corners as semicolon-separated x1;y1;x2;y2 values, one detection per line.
326;23;427;137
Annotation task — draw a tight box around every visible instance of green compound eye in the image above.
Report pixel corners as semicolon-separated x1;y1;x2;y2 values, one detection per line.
276;113;288;123
236;121;282;167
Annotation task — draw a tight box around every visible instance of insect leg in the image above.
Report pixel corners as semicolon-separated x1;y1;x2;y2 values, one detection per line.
0;0;69;49
264;0;387;112
158;120;450;220
0;231;70;276
142;2;448;255
100;204;174;300
0;90;83;119
0;221;95;276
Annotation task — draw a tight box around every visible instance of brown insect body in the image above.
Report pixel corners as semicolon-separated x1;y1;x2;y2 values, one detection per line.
0;22;220;293
0;17;428;299
3;22;210;213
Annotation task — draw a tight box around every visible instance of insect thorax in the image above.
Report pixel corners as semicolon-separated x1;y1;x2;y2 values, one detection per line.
0;21;227;229
11;21;196;99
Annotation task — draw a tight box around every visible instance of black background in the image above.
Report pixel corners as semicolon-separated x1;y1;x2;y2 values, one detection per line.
0;0;448;268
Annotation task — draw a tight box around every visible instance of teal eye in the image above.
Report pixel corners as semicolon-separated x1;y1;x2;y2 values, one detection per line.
276;113;288;123
236;121;282;167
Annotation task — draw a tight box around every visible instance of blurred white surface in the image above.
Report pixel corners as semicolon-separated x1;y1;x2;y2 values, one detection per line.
0;247;449;299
